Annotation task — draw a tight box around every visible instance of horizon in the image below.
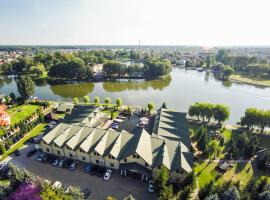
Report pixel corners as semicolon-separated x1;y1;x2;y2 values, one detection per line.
1;0;270;46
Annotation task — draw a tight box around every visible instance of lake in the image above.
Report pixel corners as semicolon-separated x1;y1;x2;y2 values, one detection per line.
1;67;270;124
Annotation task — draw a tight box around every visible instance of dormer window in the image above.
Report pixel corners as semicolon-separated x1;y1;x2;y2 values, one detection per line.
145;163;149;167
133;154;139;159
94;152;100;156
109;155;115;160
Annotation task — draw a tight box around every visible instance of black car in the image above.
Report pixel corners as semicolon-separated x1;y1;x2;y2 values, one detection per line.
82;188;91;198
14;150;21;156
90;166;98;175
26;149;37;157
62;159;72;168
41;154;49;163
47;155;56;164
97;167;106;177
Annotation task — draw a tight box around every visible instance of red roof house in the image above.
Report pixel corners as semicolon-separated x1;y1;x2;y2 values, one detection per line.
0;105;11;126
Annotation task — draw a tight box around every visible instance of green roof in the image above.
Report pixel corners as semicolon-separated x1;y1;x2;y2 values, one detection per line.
153;108;191;148
41;106;193;172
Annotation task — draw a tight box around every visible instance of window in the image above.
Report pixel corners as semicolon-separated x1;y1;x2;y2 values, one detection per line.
145;163;149;167
110;163;114;168
124;158;127;162
82;156;86;161
158;166;161;169
94;152;100;156
96;160;99;164
132;154;139;159
80;149;83;153
46;148;50;152
57;151;60;155
69;154;73;158
109;155;115;160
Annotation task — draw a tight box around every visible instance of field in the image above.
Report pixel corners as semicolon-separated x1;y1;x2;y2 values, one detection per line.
190;123;270;190
7;104;41;125
195;161;270;190
230;74;270;87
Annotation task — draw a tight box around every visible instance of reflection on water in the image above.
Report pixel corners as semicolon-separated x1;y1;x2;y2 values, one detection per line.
50;82;95;98
1;68;270;124
103;76;171;92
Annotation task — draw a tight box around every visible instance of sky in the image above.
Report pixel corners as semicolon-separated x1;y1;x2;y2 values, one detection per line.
0;0;270;46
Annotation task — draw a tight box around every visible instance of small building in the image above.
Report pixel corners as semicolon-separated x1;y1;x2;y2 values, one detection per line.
0;105;11;126
55;103;74;114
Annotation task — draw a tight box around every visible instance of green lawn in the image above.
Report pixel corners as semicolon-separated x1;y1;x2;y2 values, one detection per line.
195;161;270;190
0;123;47;161
7;104;41;125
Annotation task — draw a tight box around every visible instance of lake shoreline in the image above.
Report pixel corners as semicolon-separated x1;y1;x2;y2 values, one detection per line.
230;74;270;88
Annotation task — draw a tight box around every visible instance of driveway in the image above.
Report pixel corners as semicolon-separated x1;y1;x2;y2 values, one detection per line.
4;145;156;200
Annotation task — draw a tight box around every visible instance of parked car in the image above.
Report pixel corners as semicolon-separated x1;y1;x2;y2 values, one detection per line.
57;159;64;168
27;149;37;157
63;185;70;193
14;150;21;156
103;169;112;181
84;164;92;173
82;188;91;198
91;166;98;175
148;180;154;193
0;162;8;171
97;167;106;177
52;181;62;189
47;155;56;164
37;153;44;162
62;159;72;168
52;159;59;166
41;154;48;163
69;161;77;170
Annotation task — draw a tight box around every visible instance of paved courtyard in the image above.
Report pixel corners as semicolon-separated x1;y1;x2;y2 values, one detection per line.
4;144;157;200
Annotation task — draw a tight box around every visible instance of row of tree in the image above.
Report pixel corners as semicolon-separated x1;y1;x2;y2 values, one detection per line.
240;108;270;132
102;58;172;79
188;102;230;125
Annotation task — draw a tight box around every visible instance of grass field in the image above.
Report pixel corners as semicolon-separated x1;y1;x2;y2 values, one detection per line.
230;74;270;87
7;104;41;125
0;123;47;161
195;161;270;190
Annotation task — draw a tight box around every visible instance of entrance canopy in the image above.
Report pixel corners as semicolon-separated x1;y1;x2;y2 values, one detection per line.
120;163;152;177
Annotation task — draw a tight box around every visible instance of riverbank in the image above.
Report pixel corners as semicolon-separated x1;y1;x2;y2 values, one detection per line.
230;74;270;87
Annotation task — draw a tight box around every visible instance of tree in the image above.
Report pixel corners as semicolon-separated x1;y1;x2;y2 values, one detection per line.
222;186;240;200
206;140;220;159
153;165;169;195
258;191;270;200
104;97;111;105
213;104;230;125
115;98;123;109
159;184;174;200
9;92;16;101
222;66;234;80
147;102;155;114
197;129;209;151
73;97;79;105
206;55;216;68
94;96;100;104
16;76;35;101
188;103;201;120
83;96;90;105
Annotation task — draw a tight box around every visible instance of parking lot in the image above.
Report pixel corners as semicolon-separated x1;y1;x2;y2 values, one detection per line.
3;144;156;200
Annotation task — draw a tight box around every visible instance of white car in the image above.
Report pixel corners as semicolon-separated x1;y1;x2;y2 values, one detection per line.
52;181;62;189
57;160;64;167
52;159;59;166
103;169;112;181
37;153;44;162
148;180;154;193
